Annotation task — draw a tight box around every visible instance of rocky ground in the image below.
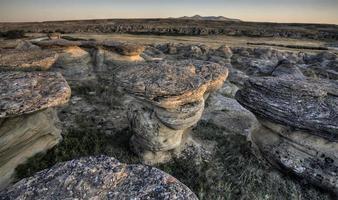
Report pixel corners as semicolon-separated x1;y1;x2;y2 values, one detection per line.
0;32;337;199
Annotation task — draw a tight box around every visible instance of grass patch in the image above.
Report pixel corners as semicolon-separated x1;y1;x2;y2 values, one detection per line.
15;127;139;180
158;122;333;200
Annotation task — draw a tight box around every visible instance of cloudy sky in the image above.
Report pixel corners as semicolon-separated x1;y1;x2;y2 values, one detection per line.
0;0;337;24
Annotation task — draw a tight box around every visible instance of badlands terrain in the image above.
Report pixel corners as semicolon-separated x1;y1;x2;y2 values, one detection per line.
0;19;338;199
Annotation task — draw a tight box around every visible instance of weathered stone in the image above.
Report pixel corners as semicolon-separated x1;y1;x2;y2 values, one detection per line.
47;32;61;40
0;108;61;189
203;93;260;136
0;156;198;200
215;45;233;59
237;76;338;194
0;49;58;71
52;46;96;82
271;59;305;79
252;122;338;194
0;71;71;189
115;60;228;164
33;39;145;56
0;71;71;118
128;101;185;152
236;76;338;141
102;41;145;56
115;60;228;109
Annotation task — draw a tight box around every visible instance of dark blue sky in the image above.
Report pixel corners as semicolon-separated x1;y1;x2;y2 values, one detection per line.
0;0;337;24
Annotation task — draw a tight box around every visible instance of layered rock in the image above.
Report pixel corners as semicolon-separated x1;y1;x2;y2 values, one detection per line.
114;60;228;164
0;156;198;200
236;76;338;194
0;71;71;189
52;46;95;83
0;49;58;71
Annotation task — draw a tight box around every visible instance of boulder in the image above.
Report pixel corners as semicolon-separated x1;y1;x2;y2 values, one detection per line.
0;71;71;189
0;49;58;71
52;46;96;83
252;121;338;194
0;71;71;118
114;60;228;164
0;156;198;200
203;93;260;136
0;108;61;189
236;76;338;194
236;77;338;141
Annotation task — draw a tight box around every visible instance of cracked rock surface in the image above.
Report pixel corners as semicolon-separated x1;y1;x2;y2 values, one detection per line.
0;155;198;200
115;60;228;164
0;71;71;189
0;71;71;118
0;49;58;71
236;76;338;194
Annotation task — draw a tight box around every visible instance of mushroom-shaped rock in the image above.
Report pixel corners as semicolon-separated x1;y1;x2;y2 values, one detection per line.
0;72;71;118
235;76;338;194
115;60;228;164
0;156;198;200
0;71;71;189
0;49;58;71
102;41;145;56
47;32;61;40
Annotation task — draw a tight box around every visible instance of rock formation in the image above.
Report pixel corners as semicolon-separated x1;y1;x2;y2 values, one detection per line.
114;60;228;164
236;76;338;194
0;49;58;71
0;71;71;189
0;155;198;200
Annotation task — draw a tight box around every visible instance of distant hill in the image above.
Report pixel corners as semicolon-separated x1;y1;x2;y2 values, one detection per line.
177;15;241;22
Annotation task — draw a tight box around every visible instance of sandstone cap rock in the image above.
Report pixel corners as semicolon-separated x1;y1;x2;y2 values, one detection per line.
33;39;145;56
114;60;228;109
0;71;71;118
0;49;58;70
0;156;198;200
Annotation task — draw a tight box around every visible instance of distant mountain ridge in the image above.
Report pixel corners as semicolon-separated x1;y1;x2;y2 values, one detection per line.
177;15;241;22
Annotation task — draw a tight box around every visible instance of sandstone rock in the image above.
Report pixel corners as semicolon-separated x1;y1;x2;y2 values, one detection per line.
52;46;95;82
0;71;71;189
215;45;233;59
271;59;305;79
115;60;228;164
0;49;58;71
15;40;40;50
236;76;338;194
47;32;61;40
0;156;198;200
33;39;145;57
0;71;71;118
115;60;228;109
203;93;260;136
217;81;239;98
0;108;61;189
236;76;338;141
102;41;145;56
252;122;338;194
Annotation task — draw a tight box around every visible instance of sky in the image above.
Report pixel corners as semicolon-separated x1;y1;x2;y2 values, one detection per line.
0;0;337;24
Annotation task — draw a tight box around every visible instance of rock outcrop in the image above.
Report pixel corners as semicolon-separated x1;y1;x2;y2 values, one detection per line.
0;71;71;189
52;46;95;83
0;49;58;71
0;156;198;200
236;76;338;194
114;60;228;164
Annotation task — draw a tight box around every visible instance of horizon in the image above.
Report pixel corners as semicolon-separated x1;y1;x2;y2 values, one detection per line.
0;0;338;24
